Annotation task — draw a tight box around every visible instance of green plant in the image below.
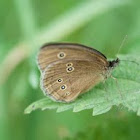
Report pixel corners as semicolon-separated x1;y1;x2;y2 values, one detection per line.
25;54;140;116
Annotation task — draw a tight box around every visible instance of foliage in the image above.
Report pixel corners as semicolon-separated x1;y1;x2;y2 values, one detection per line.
1;0;140;140
25;54;140;116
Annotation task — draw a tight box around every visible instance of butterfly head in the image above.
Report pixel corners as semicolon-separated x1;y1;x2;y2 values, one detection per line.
109;58;120;69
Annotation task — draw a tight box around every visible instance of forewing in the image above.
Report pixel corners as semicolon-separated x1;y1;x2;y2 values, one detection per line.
37;43;108;73
41;59;106;102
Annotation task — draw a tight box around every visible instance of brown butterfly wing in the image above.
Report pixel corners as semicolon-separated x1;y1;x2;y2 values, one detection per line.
41;59;107;102
37;43;107;73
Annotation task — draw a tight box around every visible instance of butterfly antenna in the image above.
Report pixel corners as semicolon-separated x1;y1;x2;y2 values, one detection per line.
120;60;139;65
116;35;139;65
116;35;128;57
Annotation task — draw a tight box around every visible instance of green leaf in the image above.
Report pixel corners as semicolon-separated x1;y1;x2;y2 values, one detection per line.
24;54;140;116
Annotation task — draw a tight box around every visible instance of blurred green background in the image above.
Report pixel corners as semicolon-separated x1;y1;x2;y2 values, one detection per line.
0;0;140;140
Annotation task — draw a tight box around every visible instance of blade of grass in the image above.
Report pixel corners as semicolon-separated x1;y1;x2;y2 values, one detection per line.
14;0;37;39
0;39;9;140
36;0;130;46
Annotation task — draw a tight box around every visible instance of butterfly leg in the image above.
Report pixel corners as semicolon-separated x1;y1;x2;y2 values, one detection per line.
102;80;110;102
111;75;134;108
110;75;125;102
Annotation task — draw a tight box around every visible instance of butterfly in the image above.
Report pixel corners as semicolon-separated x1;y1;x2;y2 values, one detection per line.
37;43;119;102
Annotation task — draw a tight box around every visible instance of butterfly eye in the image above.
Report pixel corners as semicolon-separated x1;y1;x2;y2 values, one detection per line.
57;79;63;83
61;85;67;90
66;67;74;72
57;52;66;59
66;63;73;67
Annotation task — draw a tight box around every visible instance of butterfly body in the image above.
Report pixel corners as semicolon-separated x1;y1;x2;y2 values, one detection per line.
37;43;119;102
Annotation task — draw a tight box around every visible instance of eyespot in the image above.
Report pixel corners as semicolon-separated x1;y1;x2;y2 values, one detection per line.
65;92;70;96
66;67;74;72
57;78;63;83
57;52;66;59
61;85;67;90
66;63;73;67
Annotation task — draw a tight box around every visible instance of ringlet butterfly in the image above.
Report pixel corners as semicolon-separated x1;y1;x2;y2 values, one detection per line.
37;43;119;102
